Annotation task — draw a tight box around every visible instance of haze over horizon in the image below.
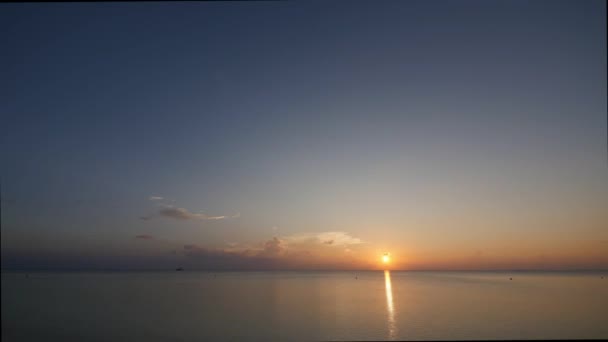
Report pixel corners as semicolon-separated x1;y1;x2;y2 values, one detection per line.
1;0;607;271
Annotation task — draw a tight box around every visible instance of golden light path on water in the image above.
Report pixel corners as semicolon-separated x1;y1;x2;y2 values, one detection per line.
384;270;397;340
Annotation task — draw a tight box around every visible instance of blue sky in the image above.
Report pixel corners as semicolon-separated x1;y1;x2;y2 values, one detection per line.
1;0;606;270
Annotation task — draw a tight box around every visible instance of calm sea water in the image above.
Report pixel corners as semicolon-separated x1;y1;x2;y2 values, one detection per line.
2;271;607;341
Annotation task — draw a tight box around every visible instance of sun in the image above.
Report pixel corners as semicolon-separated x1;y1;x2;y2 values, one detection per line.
382;253;391;263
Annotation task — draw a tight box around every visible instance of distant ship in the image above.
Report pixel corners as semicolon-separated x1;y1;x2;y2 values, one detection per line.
175;267;184;271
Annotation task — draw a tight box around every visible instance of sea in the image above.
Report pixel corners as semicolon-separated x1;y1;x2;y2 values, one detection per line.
2;270;607;341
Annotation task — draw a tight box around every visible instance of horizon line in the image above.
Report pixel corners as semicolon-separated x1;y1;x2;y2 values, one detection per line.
2;267;607;273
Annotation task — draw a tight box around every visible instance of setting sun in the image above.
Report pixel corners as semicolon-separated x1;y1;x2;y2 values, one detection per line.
382;253;391;264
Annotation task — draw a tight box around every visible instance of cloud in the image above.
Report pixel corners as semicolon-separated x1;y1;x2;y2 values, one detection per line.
182;244;255;260
158;207;236;220
135;234;154;240
149;196;164;201
285;231;363;246
141;203;239;222
184;237;287;260
318;232;362;245
261;237;287;256
175;233;365;270
249;231;367;267
177;237;297;270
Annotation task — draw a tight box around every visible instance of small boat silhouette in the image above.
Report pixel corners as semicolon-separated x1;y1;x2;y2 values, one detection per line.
175;267;184;271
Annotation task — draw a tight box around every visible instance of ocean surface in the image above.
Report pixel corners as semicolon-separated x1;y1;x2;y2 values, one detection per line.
2;270;607;341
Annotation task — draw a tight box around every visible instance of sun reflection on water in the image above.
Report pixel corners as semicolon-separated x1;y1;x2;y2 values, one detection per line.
384;270;397;340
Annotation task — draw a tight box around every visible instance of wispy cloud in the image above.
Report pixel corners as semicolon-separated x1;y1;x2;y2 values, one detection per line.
285;231;363;246
158;207;231;220
140;197;239;222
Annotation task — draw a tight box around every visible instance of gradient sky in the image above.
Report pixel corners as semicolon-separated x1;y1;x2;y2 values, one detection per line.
1;0;607;270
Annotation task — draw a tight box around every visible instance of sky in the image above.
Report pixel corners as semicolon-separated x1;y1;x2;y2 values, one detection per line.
1;0;607;271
